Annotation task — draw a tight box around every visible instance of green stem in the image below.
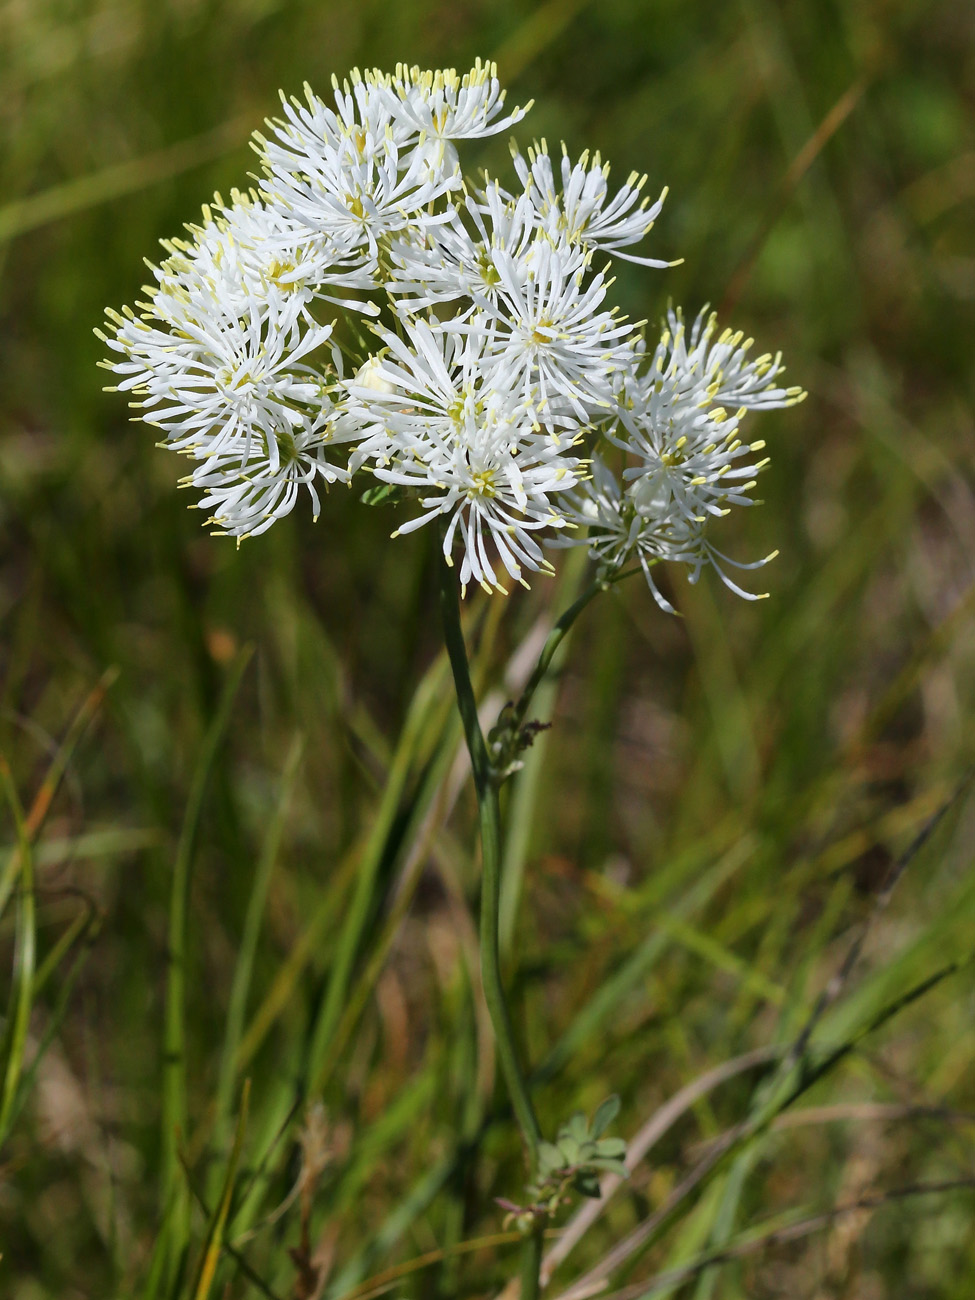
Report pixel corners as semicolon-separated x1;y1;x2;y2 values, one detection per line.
507;564;643;742
437;548;542;1166
520;1224;544;1300
438;552;546;1298
439;553;642;1298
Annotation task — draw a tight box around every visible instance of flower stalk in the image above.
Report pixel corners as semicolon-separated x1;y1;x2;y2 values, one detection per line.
438;542;542;1166
488;565;643;781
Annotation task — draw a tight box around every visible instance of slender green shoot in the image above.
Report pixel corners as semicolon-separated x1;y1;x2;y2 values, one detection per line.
162;646;254;1277
0;757;37;1149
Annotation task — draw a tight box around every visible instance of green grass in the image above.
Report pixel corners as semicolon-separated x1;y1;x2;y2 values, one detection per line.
1;0;975;1296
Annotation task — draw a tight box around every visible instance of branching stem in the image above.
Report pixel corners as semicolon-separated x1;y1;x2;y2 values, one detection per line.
506;565;643;744
438;549;642;1300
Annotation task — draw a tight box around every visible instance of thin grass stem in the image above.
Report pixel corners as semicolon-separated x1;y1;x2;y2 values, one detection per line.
162;646;254;1280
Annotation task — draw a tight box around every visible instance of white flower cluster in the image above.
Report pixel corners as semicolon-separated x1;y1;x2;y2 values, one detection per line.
99;62;804;602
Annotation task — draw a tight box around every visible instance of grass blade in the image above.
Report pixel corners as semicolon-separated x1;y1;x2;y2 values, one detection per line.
0;118;251;244
161;646;254;1281
211;734;304;1179
0;667;117;920
191;1079;251;1300
0;757;37;1149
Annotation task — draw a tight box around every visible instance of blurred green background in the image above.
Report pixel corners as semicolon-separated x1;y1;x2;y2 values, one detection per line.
2;1;975;1297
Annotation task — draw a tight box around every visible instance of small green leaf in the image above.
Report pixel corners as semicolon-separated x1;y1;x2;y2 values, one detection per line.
557;1136;581;1166
595;1136;627;1158
360;484;397;506
566;1111;590;1143
591;1094;621;1138
537;1141;565;1175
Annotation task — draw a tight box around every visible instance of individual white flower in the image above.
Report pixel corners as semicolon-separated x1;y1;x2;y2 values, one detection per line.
610;334;772;532
511;140;672;267
559;455;777;610
386;184;541;315
188;407;349;539
555;455;693;610
383;61;531;183
659;305;806;410
561;307;803;607
259;73;402;184
258;80;458;271
381;60;531;145
347;321;583;592
451;241;639;420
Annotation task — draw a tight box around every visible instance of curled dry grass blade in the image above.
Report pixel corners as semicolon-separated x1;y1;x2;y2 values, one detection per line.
540;1048;778;1286
552;956;968;1300
552;786;969;1300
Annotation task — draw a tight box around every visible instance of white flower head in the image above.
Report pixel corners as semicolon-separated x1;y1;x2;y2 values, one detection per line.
611;317;779;531
563;305;802;607
556;455;698;610
660;305;806;411
347;321;583;592
511;139;673;267
451;241;640;421
382;60;531;143
189;405;350;540
102;65;805;596
563;456;778;610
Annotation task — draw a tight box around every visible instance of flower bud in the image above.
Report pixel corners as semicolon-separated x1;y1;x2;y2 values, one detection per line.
354;357;395;395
